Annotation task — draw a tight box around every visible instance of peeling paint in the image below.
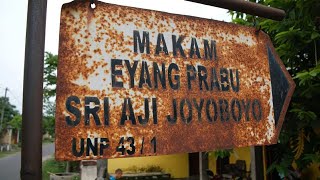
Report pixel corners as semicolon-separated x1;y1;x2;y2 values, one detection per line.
55;1;293;161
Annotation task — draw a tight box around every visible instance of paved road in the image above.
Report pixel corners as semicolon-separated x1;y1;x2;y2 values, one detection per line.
0;143;54;180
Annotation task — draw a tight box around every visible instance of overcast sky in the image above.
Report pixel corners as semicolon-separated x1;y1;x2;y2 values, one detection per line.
0;0;230;112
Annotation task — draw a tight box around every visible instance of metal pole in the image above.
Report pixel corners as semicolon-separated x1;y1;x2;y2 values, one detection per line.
97;159;108;180
0;87;8;129
185;0;285;21
250;146;264;180
21;0;47;179
199;152;203;180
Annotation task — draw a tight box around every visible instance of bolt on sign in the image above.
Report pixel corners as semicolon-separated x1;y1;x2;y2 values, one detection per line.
55;1;295;161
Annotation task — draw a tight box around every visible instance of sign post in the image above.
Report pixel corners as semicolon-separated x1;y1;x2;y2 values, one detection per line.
21;0;47;179
186;0;285;21
55;1;295;161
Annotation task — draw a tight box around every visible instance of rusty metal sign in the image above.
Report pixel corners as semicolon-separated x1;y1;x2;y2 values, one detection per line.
55;1;295;161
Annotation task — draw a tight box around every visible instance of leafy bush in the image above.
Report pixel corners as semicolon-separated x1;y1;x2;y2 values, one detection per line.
230;0;320;178
42;159;80;180
124;165;164;173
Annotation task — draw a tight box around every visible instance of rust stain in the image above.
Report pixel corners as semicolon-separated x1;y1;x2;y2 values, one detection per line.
55;1;294;161
87;2;94;28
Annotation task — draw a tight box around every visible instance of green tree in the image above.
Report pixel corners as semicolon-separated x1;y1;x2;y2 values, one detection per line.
230;0;320;177
8;115;22;130
43;52;78;171
42;52;58;136
8;115;22;143
43;116;55;137
0;97;19;130
43;52;58;100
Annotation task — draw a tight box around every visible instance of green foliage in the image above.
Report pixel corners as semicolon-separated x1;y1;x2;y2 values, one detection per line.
231;0;320;177
145;165;164;173
44;99;56;117
0;145;20;158
43;52;58;100
42;52;58;136
42;159;80;180
303;153;320;163
231;0;320;74
124;165;164;173
294;65;320;98
42;158;66;180
213;149;233;159
266;153;293;177
43;116;55;136
8;115;22;130
0;97;19;130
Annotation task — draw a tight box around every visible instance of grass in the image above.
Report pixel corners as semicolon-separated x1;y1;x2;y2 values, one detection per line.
0;138;54;159
42;137;55;144
42;158;80;180
0;149;19;158
0;145;20;159
42;158;67;180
